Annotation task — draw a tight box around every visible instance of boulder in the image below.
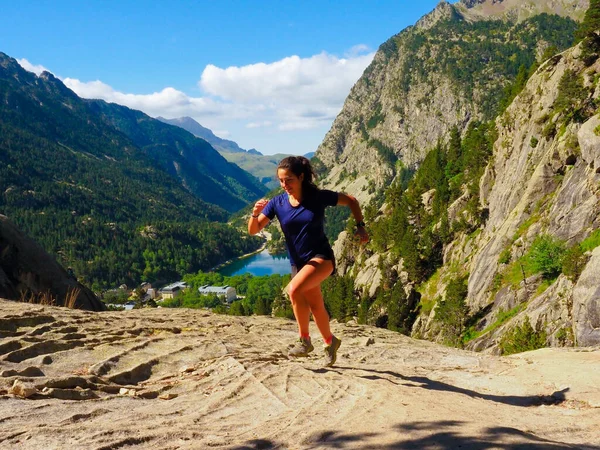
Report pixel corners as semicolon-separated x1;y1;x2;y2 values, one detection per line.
0;214;104;311
10;380;38;398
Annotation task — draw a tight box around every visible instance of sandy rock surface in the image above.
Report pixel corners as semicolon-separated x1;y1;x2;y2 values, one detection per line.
0;299;599;450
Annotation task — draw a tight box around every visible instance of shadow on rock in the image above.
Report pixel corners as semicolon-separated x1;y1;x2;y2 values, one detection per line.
385;420;600;450
341;367;569;407
229;439;279;449
299;421;598;449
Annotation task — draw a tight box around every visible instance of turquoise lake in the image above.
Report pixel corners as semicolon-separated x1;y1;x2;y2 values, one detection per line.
218;249;291;277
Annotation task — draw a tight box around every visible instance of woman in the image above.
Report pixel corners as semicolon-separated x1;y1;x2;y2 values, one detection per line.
248;156;368;367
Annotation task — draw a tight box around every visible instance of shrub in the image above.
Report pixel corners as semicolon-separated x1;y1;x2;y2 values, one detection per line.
555;326;574;346
541;122;556;139
229;300;247;316
527;234;565;279
554;70;588;117
581;228;600;252
498;247;512;265
367;103;386;129
530;136;539;148
212;304;227;314
500;318;547;355
462;304;524;344
562;244;588;282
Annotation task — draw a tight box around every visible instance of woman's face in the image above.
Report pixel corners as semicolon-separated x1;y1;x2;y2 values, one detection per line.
277;168;304;196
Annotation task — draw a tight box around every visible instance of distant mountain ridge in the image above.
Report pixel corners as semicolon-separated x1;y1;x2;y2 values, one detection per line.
86;105;267;212
159;116;298;190
157;116;262;156
456;0;589;22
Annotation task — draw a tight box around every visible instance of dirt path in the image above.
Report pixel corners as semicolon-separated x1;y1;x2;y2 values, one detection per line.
0;300;599;449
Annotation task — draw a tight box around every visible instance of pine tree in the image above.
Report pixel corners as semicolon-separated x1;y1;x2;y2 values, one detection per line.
386;282;408;333
578;0;600;41
445;126;463;180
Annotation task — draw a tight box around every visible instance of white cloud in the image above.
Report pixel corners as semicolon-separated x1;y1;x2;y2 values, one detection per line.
17;58;50;76
62;78;239;120
246;121;272;129
19;47;375;154
200;51;373;104
199;50;374;133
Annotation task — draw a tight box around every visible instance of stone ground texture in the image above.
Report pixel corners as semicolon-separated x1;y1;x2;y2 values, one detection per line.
0;299;599;449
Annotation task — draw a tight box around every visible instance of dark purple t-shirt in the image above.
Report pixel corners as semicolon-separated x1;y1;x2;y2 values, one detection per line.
262;189;338;267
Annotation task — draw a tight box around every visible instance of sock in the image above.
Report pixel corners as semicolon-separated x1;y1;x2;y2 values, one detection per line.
324;335;333;345
300;333;310;340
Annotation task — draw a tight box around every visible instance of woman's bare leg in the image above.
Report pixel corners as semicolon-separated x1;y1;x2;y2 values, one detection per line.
287;258;334;340
290;293;311;337
304;285;332;340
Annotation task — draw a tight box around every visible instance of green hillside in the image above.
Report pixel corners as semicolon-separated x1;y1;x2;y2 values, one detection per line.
0;53;263;290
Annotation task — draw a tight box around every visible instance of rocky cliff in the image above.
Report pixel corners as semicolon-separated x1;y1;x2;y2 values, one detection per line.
413;41;600;351
315;1;599;353
456;0;589;22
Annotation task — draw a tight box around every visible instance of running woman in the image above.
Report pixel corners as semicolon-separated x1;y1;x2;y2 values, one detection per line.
248;156;368;367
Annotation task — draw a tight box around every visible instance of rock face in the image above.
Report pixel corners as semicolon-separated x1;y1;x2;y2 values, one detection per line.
412;43;600;350
0;300;598;449
0;215;103;311
573;247;600;346
457;0;589;22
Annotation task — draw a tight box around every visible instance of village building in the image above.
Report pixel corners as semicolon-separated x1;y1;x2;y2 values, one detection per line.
198;285;237;304
159;281;188;299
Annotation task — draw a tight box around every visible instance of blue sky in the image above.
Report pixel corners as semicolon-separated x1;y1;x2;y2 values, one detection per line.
3;0;446;155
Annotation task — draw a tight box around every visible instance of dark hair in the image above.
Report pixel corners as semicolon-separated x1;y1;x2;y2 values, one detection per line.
277;156;318;194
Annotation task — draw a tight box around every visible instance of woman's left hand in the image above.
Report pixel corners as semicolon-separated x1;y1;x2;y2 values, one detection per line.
354;226;369;244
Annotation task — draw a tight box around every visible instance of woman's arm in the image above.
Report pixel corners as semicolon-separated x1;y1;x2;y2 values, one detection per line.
248;199;271;235
337;193;369;244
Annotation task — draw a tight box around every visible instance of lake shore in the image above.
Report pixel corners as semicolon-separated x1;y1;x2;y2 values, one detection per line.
210;230;271;273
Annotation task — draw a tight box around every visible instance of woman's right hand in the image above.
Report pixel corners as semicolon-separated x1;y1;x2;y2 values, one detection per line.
253;198;269;217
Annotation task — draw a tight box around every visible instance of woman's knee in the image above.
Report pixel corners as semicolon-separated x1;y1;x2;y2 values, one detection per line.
288;282;304;304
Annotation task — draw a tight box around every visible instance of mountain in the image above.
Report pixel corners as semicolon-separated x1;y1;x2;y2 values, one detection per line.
414;39;600;350
159;116;293;189
455;0;589;22
160;117;319;190
315;0;583;200
87;106;267;212
0;52;264;289
157;116;260;155
313;1;600;351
